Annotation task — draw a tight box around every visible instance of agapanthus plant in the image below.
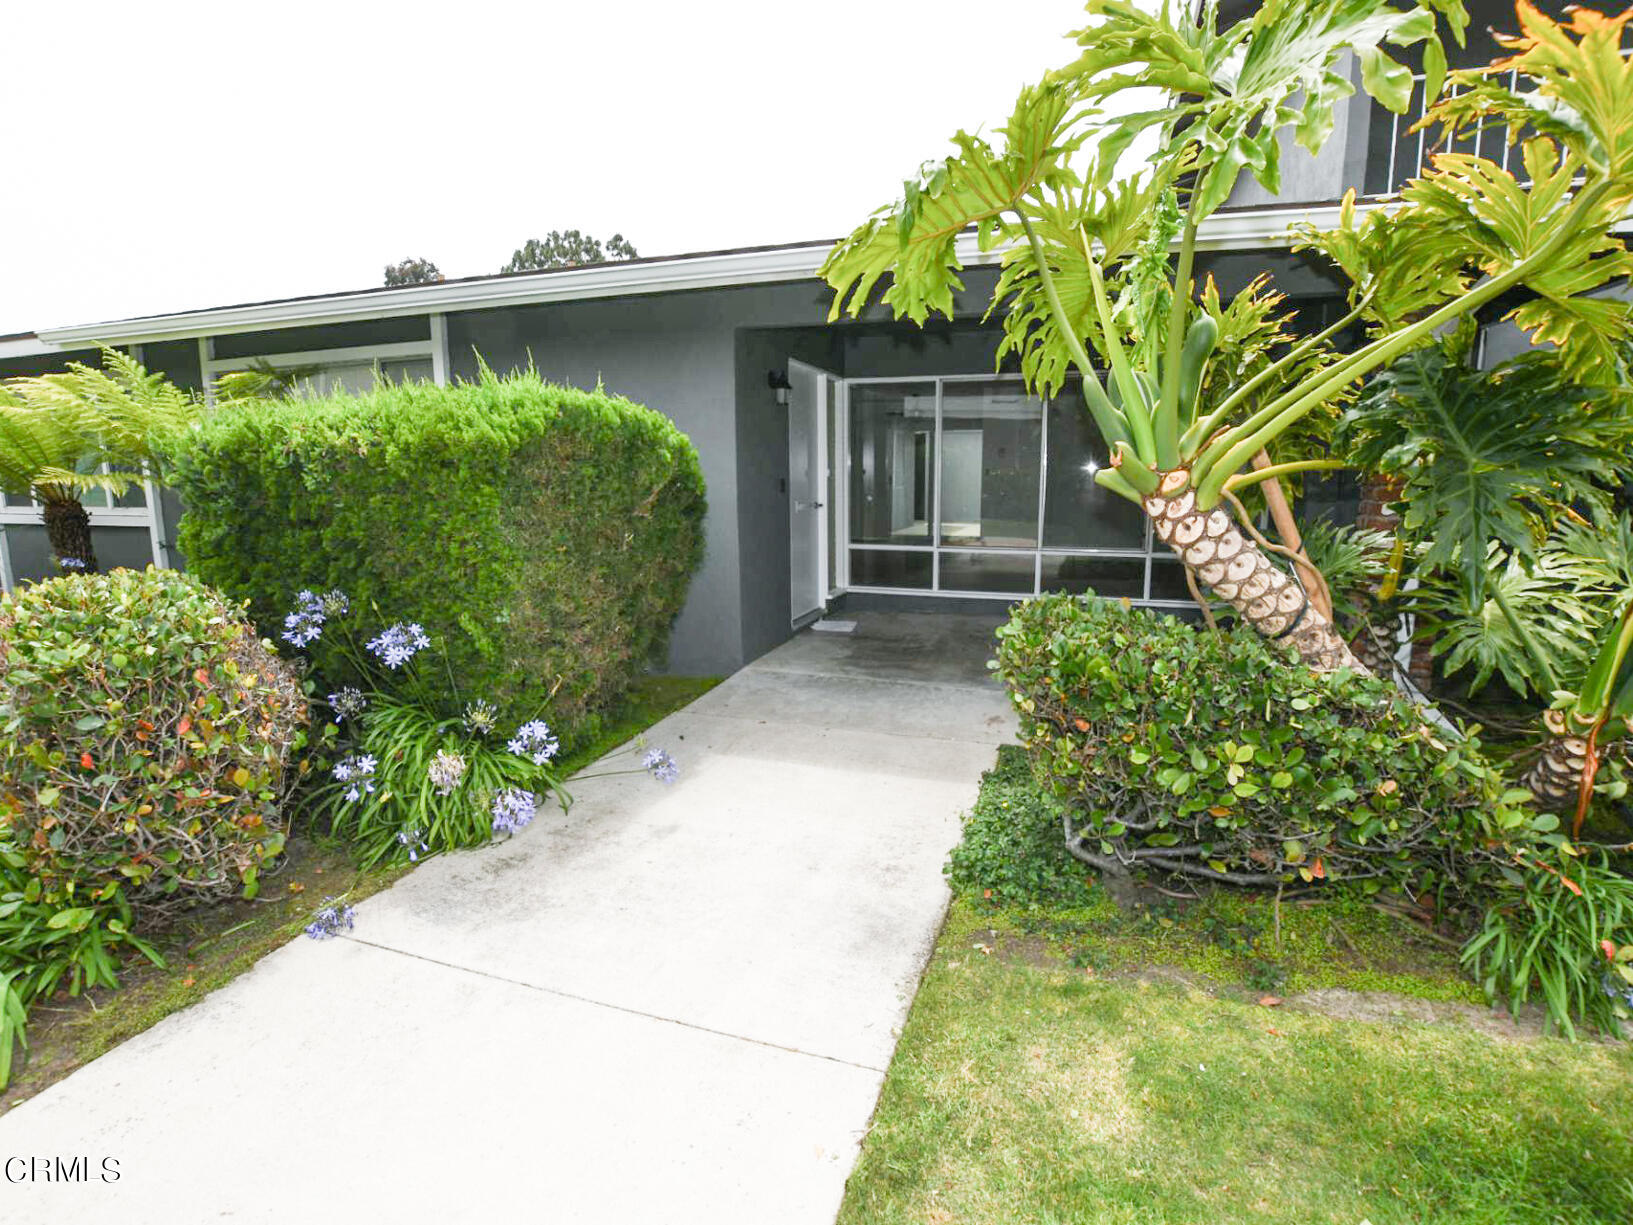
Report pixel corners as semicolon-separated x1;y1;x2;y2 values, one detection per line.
276;588;678;868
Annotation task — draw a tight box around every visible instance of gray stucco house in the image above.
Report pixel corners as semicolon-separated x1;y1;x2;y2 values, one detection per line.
0;1;1560;675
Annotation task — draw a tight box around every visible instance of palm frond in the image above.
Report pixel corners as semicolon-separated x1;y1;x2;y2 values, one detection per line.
0;346;201;505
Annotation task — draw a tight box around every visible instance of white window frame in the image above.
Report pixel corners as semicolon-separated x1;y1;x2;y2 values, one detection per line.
199;318;448;403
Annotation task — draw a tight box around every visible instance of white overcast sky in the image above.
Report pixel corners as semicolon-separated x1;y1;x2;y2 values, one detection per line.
0;0;1090;335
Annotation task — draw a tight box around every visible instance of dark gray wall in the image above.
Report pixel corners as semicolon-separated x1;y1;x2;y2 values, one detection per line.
140;339;204;391
1227;51;1371;209
734;326;843;665
444;271;1006;675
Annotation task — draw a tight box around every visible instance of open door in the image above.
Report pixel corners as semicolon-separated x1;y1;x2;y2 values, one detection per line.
787;359;838;626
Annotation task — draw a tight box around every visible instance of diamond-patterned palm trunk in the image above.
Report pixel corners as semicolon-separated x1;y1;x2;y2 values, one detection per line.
1142;470;1366;674
1522;710;1592;811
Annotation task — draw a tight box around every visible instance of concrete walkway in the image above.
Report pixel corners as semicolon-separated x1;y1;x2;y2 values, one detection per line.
0;612;1013;1223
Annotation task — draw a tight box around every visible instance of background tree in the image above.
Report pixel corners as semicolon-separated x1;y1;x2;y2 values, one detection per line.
822;0;1633;677
384;258;443;286
501;230;638;274
0;348;198;572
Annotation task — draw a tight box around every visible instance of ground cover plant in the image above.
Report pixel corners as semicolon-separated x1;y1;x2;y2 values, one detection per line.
164;364;706;747
994;593;1540;897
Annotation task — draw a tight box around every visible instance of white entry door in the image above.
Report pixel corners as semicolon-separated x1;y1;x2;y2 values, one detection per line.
787;359;836;625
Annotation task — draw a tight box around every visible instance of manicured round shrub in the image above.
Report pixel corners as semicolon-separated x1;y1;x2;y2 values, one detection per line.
162;366;707;746
994;594;1548;904
0;568;306;918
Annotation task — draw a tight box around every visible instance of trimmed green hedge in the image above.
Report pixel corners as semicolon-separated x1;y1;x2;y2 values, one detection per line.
164;368;706;744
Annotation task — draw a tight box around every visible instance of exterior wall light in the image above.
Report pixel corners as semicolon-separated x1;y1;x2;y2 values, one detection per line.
768;370;792;406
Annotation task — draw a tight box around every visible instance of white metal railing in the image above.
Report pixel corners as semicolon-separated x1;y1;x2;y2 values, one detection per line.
1380;68;1525;192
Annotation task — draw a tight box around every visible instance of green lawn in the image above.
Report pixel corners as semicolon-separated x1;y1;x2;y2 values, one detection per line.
839;899;1633;1225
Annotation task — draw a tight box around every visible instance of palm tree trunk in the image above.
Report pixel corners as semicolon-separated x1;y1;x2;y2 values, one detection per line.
41;498;98;573
1143;470;1366;674
1522;710;1591;812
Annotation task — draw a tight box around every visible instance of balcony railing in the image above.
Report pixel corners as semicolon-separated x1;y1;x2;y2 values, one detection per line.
1367;69;1528;196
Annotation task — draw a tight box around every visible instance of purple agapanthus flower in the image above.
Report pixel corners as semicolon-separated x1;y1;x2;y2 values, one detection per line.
304;900;356;940
507;719;559;766
328;687;367;723
367;622;431;668
490;788;537;834
334;753;377;802
396;827;431;863
642;747;679;785
281;589;329;647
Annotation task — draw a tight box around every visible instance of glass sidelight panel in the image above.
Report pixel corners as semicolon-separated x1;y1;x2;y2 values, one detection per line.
939;550;1036;594
1041;554;1145;599
1043;392;1146;549
938;380;1041;548
849;382;937;545
849;549;932;589
1147;559;1193;602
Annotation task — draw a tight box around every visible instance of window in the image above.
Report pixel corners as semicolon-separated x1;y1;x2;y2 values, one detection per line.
199;322;445;404
841;375;1185;607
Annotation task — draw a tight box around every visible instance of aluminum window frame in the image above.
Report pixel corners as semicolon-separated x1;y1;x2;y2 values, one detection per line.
838;374;1187;607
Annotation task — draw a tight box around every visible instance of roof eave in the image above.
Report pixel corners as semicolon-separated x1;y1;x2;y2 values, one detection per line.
25;201;1387;353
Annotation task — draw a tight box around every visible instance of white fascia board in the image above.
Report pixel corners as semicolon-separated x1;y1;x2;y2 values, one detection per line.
37;195;1583;350
34;243;842;348
0;335;63;359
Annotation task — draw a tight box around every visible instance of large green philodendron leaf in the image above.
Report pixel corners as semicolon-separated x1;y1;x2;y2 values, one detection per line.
1403;138;1633;383
1298;132;1633;383
1412;539;1614;696
1065;0;1466;215
1292;191;1473;331
989;168;1182;398
1340;343;1631;601
821;78;1090;325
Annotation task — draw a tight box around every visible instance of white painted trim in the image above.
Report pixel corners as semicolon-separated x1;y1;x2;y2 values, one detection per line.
145;477;170;570
0;526;14;595
0;336;51;360
0;506;153;525
198;337;214;406
429;313;449;386
30;200;1512;352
